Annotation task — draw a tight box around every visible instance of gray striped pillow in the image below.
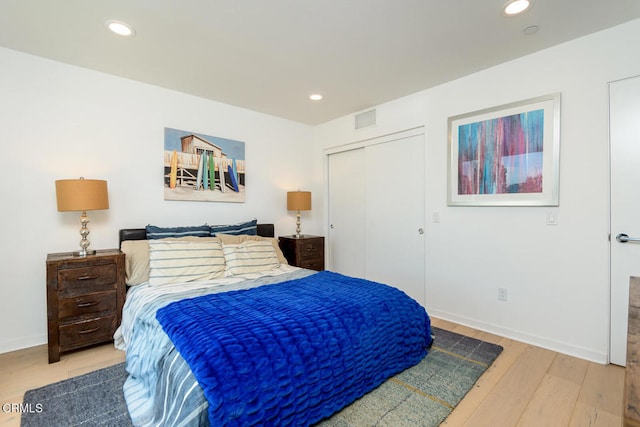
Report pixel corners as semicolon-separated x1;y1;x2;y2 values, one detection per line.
210;219;257;236
148;238;225;286
222;240;280;276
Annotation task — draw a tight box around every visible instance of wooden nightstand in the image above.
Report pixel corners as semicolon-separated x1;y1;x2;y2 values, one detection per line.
278;235;325;271
46;249;125;363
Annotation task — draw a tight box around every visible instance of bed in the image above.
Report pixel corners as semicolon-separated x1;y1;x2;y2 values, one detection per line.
115;221;433;426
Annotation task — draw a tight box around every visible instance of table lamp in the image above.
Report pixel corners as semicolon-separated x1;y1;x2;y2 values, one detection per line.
55;177;109;256
287;190;311;238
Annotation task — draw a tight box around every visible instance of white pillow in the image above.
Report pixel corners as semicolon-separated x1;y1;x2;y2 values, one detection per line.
216;233;288;265
222;240;280;276
148;238;225;286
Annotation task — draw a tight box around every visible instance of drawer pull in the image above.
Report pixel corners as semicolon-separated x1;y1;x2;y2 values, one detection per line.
77;327;101;335
76;301;100;308
77;275;100;281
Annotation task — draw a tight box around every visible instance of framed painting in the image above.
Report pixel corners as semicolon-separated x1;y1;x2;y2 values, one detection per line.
447;93;561;206
164;127;245;202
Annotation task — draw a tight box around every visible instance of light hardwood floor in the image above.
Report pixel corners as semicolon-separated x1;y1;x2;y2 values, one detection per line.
0;318;625;426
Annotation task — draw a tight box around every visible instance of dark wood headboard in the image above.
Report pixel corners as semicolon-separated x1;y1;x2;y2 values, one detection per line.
119;223;275;247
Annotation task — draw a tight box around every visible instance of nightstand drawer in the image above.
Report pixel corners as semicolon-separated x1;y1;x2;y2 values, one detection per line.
58;290;117;319
59;315;117;348
58;263;117;295
298;241;323;260
298;258;324;271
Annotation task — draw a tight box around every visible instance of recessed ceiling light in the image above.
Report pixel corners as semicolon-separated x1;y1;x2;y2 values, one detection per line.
105;20;135;37
309;94;323;101
504;0;531;16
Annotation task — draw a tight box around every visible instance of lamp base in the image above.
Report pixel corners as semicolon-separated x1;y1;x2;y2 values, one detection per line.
77;211;94;257
295;210;303;238
73;249;96;257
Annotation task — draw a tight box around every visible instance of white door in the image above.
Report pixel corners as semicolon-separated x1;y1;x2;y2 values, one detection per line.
365;134;425;305
327;130;425;306
610;75;640;366
327;148;366;278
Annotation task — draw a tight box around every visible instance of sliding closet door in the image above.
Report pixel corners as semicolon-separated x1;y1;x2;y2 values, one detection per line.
327;131;426;306
327;148;366;278
365;134;425;306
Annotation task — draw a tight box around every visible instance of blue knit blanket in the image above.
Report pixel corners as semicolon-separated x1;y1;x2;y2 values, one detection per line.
156;271;432;426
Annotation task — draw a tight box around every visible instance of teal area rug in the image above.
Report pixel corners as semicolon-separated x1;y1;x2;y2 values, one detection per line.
21;327;502;426
318;327;503;426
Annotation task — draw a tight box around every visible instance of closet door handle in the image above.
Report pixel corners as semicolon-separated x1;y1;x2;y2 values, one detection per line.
418;228;424;234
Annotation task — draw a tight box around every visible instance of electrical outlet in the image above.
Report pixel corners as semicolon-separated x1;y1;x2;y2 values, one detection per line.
498;287;508;302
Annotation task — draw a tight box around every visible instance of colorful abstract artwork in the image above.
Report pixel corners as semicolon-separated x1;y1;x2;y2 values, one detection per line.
448;94;560;206
458;109;544;195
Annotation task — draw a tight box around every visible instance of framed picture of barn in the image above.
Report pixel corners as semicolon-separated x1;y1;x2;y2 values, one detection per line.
163;127;246;202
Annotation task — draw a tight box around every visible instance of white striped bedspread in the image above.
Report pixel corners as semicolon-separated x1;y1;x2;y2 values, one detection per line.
114;265;314;427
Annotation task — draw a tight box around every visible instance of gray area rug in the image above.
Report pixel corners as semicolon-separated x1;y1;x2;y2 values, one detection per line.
21;327;502;426
21;361;131;427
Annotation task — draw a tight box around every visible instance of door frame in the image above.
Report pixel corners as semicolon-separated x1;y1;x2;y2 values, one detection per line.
608;75;640;365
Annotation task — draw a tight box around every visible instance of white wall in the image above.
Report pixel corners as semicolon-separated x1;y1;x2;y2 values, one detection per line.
4;18;640;362
0;47;318;353
313;19;640;363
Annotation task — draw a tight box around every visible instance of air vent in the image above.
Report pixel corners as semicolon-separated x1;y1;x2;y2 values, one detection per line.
355;109;376;129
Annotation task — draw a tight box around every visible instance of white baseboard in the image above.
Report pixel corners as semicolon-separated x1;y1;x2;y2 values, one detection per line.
0;334;47;355
429;309;609;365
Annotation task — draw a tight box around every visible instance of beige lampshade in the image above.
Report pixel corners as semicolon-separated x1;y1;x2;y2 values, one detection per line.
55;178;109;212
287;191;311;211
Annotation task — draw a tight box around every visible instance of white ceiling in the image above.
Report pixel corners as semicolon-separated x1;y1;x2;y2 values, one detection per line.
2;1;640;125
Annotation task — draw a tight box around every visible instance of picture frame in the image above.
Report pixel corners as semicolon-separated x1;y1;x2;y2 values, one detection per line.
447;93;561;206
163;127;246;203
